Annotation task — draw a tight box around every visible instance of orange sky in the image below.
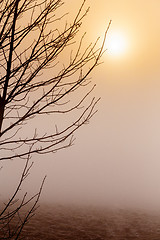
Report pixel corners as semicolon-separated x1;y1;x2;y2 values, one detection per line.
62;0;160;86
1;0;160;211
46;0;160;209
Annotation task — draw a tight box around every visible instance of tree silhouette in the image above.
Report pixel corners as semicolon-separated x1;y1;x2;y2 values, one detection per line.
0;0;111;238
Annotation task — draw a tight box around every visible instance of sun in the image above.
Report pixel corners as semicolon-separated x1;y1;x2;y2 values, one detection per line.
105;31;128;57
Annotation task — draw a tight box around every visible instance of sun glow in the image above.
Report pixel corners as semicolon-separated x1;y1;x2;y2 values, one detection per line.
105;31;128;57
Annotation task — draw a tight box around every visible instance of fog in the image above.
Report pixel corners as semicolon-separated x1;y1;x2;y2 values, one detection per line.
1;73;160;212
1;0;160;213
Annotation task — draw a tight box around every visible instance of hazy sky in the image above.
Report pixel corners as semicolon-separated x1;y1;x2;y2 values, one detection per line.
1;0;160;211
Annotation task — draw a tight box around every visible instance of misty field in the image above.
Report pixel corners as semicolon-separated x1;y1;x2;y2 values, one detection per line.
10;204;160;240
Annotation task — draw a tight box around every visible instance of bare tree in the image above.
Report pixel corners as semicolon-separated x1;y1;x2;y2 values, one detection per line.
0;0;111;238
0;157;46;239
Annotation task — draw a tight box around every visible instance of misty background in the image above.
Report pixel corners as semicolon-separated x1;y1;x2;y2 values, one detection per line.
1;0;160;212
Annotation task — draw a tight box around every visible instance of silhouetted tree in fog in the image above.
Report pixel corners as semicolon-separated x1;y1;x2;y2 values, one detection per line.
0;0;111;238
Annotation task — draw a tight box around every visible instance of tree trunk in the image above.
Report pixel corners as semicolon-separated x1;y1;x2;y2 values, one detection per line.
0;96;4;135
